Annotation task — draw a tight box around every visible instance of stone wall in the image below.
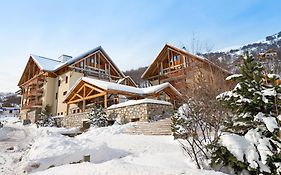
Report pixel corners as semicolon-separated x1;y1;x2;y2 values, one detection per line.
62;112;89;128
107;103;174;122
62;103;174;128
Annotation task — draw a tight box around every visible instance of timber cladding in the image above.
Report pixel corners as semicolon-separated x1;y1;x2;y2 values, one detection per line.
142;44;234;96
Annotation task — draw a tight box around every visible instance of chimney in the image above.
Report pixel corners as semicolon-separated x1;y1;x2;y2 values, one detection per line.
58;54;72;62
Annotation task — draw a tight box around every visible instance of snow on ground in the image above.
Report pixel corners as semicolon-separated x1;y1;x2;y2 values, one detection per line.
1;116;227;175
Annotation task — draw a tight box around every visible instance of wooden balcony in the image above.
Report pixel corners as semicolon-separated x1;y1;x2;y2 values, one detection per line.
26;87;44;97
22;100;43;109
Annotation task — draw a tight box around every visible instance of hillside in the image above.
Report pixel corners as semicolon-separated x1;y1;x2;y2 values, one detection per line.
0;93;20;107
123;66;148;87
202;31;281;73
122;31;281;86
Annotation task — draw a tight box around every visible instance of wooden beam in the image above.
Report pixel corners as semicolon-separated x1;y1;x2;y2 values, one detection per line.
67;92;106;104
66;104;69;115
76;84;85;96
20;72;44;87
84;83;104;93
104;93;107;109
86;92;106;100
86;89;94;97
98;53;101;79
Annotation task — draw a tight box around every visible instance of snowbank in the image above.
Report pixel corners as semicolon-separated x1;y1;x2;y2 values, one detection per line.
22;129;129;173
31;161;227;175
29;124;227;175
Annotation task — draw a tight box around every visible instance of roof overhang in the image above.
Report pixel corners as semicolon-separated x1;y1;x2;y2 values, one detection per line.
64;77;181;104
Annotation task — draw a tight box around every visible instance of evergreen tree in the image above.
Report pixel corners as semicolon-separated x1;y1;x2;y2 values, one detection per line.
37;105;56;127
209;52;281;174
88;106;108;127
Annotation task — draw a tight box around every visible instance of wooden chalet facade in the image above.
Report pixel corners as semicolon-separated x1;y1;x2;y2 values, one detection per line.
142;44;233;97
18;46;135;122
18;46;181;123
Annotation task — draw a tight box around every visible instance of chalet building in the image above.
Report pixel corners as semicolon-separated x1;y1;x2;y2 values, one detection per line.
141;44;233;97
18;46;180;123
258;49;278;60
18;46;134;122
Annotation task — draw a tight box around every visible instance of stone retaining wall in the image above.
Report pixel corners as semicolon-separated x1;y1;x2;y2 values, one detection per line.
107;103;174;122
62;103;174;128
62;112;89;128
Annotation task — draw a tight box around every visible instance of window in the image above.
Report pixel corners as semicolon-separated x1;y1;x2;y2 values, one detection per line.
73;109;76;114
63;91;67;96
65;76;68;84
61;112;63;115
55;93;58;100
58;80;61;87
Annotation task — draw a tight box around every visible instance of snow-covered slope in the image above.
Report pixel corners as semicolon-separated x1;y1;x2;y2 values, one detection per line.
1;117;227;175
28;125;227;175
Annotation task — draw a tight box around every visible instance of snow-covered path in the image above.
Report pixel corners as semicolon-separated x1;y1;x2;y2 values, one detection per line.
0;119;33;175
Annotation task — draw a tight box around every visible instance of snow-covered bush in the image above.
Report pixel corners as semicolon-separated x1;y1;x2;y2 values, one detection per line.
88;106;108;127
171;77;229;169
36;105;57;127
209;52;281;175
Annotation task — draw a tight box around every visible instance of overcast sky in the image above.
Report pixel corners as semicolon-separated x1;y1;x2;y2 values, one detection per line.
0;0;280;92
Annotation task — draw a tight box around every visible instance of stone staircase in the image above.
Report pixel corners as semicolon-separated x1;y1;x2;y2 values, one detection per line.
123;117;172;135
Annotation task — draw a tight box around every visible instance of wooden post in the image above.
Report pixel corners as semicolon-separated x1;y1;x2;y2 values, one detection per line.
82;100;86;112
160;62;163;75
104;94;107;109
83;155;90;162
108;64;111;80
66;103;69;115
94;54;97;68
98;53;101;79
82;86;86;112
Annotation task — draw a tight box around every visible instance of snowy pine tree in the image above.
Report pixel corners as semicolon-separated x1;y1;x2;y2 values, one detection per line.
209;52;281;175
88;106;108;127
37;105;57;127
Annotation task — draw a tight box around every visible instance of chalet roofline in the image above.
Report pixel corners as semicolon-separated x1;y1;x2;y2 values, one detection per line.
63;77;182;103
21;46;125;76
53;46;125;78
141;44;231;79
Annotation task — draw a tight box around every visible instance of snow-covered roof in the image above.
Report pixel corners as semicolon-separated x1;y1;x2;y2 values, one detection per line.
64;77;181;102
30;46;125;77
30;54;63;71
117;76;138;87
107;99;172;109
81;77;181;96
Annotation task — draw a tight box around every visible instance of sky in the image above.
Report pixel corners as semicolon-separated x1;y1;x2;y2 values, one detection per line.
0;0;280;92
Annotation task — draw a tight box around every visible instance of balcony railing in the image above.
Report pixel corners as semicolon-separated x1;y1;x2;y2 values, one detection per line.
22;100;43;109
